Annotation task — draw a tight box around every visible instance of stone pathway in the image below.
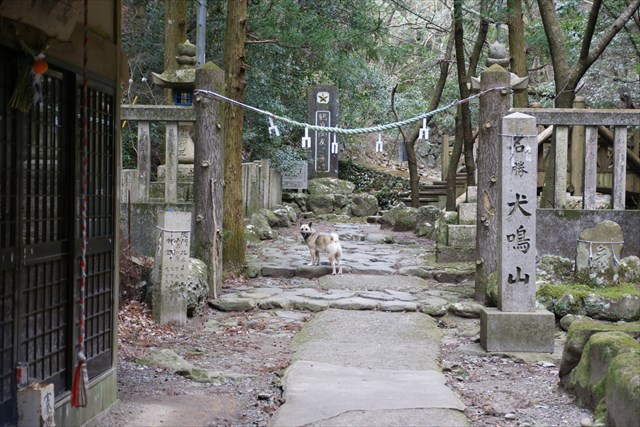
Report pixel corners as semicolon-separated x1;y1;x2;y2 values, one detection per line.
212;222;478;426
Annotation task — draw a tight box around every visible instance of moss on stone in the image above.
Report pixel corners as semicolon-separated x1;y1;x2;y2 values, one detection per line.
606;351;640;427
569;331;639;409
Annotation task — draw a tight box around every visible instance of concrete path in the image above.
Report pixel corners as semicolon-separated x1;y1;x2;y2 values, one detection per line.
270;307;467;426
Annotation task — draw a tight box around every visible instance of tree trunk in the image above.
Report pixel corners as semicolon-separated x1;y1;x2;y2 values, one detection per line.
194;65;225;296
508;0;528;108
454;0;476;190
222;0;248;274
474;66;512;304
163;0;187;104
404;25;455;208
446;106;464;211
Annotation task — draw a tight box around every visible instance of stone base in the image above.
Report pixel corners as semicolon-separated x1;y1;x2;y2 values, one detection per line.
480;307;555;353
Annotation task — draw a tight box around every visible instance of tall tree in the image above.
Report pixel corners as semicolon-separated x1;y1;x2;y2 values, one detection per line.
222;0;248;274
537;0;640;206
163;0;187;104
508;0;528;108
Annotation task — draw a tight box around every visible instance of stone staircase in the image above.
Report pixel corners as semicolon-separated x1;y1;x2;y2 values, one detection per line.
401;173;467;207
436;186;477;263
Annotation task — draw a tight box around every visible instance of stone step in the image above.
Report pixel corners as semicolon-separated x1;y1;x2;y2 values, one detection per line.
458;202;477;225
447;224;476;247
466;186;478;203
435;245;475;263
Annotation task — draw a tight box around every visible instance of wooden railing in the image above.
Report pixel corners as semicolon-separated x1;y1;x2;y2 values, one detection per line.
513;104;640;210
121;105;195;203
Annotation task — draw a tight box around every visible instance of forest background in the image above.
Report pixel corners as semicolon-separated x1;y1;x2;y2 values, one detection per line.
121;0;640;272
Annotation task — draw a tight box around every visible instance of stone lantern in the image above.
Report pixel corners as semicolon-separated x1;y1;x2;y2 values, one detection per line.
152;40;197;182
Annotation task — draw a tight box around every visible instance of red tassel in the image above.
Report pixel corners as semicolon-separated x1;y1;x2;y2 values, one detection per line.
70;352;88;408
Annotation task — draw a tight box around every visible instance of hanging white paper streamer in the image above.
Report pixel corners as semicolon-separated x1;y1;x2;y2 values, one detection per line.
301;127;311;148
268;116;280;137
331;133;338;154
376;133;384;152
418;118;429;141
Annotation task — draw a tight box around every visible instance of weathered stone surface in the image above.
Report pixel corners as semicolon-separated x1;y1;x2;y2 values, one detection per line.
415;205;443;239
330;297;380;311
559;314;587;332
619;256;640;283
559;318;640;384
380;203;419;231
138;348;193;372
185;258;209;317
605;351;640;427
584;293;640;322
249;212;275;240
307;178;355;195
399;266;433;279
447;225;476;247
449;302;484;318
419;304;448;317
435;211;459;246
350;193;379;217
537;255;574;283
308;194;335;215
378;300;419;312
480;307;556;353
568;331;639;410
272;205;297;227
208;297;257;312
261;264;296;278
575;220;624;284
435;246;475;263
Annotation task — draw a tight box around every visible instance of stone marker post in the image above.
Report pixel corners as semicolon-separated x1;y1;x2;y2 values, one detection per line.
152;211;191;326
480;113;555;353
306;85;339;178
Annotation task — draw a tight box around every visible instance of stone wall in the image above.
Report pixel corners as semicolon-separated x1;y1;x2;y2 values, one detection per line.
537;209;640;259
338;160;410;209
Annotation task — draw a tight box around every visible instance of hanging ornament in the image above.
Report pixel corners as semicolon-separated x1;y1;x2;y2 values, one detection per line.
301;127;311;148
31;53;47;106
331;133;338;154
418;118;430;141
375;133;384;153
268;116;280;137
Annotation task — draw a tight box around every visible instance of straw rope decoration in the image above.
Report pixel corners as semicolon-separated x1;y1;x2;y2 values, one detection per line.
71;0;90;408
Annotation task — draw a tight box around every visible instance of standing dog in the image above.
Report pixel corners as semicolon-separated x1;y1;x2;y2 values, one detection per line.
300;222;343;275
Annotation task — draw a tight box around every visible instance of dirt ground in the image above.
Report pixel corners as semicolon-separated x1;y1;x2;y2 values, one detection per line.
95;296;593;427
95;224;593;427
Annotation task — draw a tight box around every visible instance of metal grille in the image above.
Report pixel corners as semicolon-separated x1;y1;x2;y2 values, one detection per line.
20;71;70;393
0;50;19;421
78;86;115;375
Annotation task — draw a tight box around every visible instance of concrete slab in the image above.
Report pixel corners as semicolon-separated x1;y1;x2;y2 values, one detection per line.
270;361;466;427
306;408;469;426
319;274;428;292
291;310;440;370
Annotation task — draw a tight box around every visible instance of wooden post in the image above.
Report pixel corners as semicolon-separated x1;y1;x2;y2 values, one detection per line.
165;122;179;203
583;126;598;209
553;126;569;208
475;64;512;304
612;126;628;210
570;97;585;196
441;134;450;181
137;121;150;202
193;64;225;295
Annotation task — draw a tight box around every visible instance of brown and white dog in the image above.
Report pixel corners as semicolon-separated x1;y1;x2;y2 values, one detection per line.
300;222;343;275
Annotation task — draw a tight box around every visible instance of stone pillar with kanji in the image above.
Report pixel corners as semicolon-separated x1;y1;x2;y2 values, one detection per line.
480;112;555;353
306;85;339;178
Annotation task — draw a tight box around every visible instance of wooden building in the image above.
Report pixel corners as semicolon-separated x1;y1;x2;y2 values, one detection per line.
0;1;122;425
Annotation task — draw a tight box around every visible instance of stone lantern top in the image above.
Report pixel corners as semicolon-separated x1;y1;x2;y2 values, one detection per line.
486;41;510;68
151;40;197;89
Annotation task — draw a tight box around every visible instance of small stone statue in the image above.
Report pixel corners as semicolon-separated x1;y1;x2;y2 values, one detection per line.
487;41;510;68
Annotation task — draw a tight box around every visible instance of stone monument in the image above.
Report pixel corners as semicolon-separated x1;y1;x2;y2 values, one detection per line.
151;40;197;202
306;85;339;178
152;211;192;326
575;220;624;285
480;112;555;353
